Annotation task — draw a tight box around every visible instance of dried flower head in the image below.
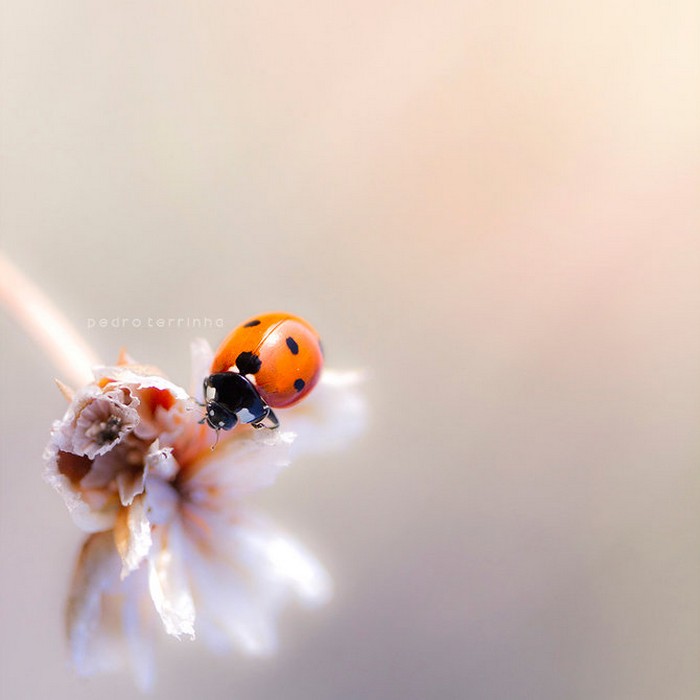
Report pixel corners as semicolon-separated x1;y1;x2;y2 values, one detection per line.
44;341;365;690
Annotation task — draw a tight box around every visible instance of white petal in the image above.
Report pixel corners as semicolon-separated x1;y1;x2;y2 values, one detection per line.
148;521;196;639
143;477;179;526
45;475;116;532
143;440;178;482
182;429;295;504
116;469;147;508
283;369;367;458
132;398;191;446
66;532;124;677
115;496;153;579
81;451;124;492
185;541;278;655
52;386;103;452
250;531;333;606
93;366;190;400
66;533;157;690
182;510;331;656
221;429;295;494
235;515;332;608
43;443;117;532
121;569;157;692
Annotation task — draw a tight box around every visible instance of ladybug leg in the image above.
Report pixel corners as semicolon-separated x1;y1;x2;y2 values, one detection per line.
252;408;279;430
265;409;280;429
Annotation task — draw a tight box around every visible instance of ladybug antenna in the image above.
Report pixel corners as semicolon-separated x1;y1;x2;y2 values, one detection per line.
211;428;221;451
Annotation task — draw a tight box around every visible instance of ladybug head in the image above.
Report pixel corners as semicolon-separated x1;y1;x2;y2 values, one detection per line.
203;400;238;431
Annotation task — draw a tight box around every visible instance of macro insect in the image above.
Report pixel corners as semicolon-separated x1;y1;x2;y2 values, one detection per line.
202;312;324;432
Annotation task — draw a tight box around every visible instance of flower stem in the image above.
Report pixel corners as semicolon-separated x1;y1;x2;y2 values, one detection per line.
0;252;99;386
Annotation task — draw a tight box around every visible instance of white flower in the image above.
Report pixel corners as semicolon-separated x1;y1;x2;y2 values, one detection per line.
46;341;365;690
44;358;193;533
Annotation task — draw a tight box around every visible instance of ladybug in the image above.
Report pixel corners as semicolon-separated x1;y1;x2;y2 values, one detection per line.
202;312;324;432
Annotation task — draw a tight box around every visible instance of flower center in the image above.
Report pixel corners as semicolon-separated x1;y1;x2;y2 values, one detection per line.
85;415;123;446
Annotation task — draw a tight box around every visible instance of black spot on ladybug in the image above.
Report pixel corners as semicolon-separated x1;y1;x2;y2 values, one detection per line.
294;378;305;392
243;319;261;327
236;351;262;375
286;336;299;355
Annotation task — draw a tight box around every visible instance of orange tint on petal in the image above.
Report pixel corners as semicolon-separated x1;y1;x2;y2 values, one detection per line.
116;347;134;366
57;451;92;485
181;502;213;540
114;507;129;562
139;387;177;413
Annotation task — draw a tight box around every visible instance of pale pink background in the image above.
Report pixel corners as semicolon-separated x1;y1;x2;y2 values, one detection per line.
1;1;699;698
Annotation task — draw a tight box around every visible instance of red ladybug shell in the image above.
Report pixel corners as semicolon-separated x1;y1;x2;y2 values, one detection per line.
211;312;324;409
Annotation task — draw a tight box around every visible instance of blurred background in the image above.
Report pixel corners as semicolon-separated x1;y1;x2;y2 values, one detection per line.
1;1;699;698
